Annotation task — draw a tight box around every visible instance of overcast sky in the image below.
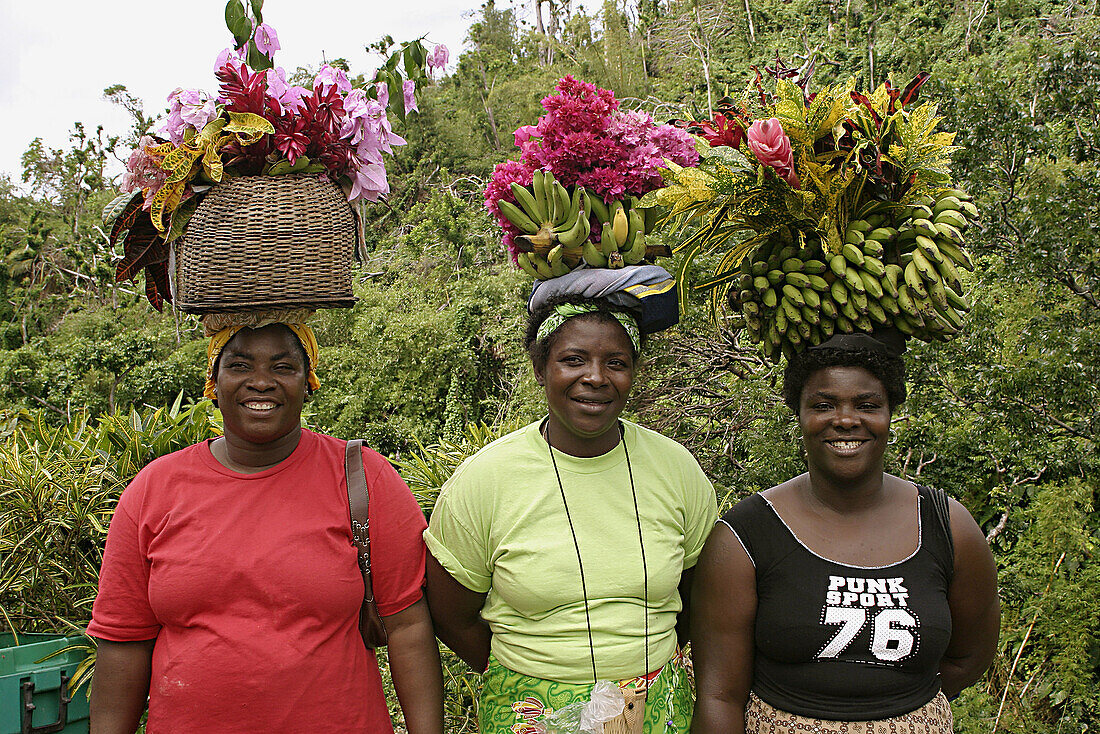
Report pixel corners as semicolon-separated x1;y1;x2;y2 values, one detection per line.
0;0;477;184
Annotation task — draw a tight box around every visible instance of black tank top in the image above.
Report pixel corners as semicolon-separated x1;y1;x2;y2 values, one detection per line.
720;484;953;720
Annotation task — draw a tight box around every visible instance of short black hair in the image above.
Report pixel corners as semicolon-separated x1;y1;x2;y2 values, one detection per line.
525;295;645;371
783;346;906;414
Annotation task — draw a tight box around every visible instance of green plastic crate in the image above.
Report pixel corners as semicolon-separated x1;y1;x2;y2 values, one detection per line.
0;634;89;734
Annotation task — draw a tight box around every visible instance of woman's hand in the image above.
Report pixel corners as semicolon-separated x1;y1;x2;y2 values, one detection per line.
384;597;444;734
690;525;755;734
939;498;1000;698
425;551;491;672
89;638;155;734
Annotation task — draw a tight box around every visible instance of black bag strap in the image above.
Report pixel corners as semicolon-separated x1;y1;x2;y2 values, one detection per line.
922;483;954;572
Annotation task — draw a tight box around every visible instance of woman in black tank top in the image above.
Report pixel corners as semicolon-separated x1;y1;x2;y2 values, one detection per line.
689;332;1000;733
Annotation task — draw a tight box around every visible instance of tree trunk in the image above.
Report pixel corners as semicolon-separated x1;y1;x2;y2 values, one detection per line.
478;58;503;150
534;0;547;62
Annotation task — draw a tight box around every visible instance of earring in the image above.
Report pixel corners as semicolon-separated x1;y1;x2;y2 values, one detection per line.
888;428;898;445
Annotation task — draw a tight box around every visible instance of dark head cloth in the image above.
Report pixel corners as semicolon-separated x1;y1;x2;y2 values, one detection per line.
527;265;679;334
810;329;907;358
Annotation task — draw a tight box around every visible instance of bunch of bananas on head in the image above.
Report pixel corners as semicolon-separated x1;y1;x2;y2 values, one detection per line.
731;189;978;362
500;170;669;280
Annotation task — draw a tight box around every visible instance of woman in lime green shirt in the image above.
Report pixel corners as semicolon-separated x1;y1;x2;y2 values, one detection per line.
425;295;717;734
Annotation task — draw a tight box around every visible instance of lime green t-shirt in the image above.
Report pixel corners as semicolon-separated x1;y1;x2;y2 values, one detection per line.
424;420;718;683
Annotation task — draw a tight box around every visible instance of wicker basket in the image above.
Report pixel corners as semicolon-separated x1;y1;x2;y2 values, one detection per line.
174;174;358;313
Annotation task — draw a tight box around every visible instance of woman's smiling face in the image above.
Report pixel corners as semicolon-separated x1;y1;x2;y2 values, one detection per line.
534;315;635;458
216;325;308;448
798;365;891;485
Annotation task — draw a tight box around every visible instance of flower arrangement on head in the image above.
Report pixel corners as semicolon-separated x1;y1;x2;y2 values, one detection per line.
484;77;699;280
648;59;979;362
102;0;447;310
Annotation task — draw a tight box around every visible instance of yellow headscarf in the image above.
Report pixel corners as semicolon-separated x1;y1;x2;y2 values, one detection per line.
203;323;321;400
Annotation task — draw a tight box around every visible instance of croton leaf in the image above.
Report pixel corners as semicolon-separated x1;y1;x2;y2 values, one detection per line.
900;73;931;108
149;179;190;233
225;111;275;145
109;193;148;248
145;261;172;311
145;266;163;312
102;191;140;227
165;195;201;243
116;216;164;282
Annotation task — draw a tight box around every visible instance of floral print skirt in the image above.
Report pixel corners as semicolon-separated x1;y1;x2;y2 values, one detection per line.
745;690;953;733
478;652;694;734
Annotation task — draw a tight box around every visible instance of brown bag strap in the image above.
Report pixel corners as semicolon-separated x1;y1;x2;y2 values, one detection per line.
345;439;388;647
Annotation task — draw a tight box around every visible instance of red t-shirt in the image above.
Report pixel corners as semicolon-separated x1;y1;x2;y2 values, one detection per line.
88;429;427;733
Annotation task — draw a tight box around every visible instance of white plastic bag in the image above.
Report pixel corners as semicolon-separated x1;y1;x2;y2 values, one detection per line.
578;681;626;733
532;680;625;734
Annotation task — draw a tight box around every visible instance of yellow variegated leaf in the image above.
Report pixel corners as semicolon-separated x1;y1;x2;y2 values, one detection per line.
870;83;891;118
147;141;177;158
149;179;188;233
654;185;688;207
165;195;200;243
161;147;202;184
225;111;275;146
202;142;224;182
195;118;228;147
776;78;805;113
686;181;717;202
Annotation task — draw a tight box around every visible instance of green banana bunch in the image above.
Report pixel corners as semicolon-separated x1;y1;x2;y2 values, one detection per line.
730;190;978;362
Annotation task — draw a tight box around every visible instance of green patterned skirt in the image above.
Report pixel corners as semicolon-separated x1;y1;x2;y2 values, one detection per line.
478;652;694;734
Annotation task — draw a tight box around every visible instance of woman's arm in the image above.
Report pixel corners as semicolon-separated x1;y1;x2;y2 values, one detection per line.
690;525;757;734
675;567;695;646
384;598;444;734
425;551;491;672
89;638;155;734
939;498;1000;698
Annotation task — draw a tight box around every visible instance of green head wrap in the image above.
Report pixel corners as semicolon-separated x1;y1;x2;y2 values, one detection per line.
535;303;642;354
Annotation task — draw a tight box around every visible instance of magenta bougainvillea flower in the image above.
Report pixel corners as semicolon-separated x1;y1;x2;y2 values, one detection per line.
253;23;281;56
498;76;697;204
746;117;800;189
133;23;420;207
265;68;309;114
483;158;535;262
485;76;699;259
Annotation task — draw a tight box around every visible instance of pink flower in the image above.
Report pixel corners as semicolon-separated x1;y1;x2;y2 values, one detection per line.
375;82;389;108
214;47;245;73
159;88;217;144
266;68;307;114
402;80;418;114
121;136;167;202
347;160;390;202
428;44;449;70
314;65;352;94
403;80;418;114
484;159;535;263
501;76;698;202
254;23;280;57
746;118;800;189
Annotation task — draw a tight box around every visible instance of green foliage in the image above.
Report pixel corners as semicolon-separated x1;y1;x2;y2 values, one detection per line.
2;1;1100;730
0;400;221;636
307;188;540;455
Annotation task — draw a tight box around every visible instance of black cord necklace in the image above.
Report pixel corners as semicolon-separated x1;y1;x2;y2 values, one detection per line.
544;419;650;699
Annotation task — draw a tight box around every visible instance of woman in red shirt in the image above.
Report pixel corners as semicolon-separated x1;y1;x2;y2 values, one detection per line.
88;322;443;734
